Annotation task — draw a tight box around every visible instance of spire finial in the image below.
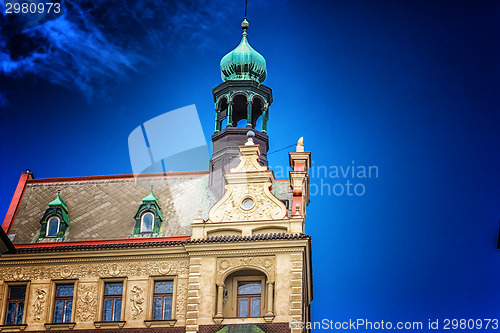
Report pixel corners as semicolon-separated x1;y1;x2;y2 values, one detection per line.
296;137;304;152
242;0;249;35
245;130;255;145
150;184;154;192
57;188;61;195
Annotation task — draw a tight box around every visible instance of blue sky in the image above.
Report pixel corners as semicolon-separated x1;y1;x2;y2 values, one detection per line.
1;0;499;331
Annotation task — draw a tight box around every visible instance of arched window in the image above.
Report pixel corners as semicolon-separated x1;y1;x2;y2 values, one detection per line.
141;212;154;233
46;217;60;237
237;281;261;317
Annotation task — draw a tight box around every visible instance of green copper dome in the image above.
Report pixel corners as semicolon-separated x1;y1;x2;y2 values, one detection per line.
220;19;267;83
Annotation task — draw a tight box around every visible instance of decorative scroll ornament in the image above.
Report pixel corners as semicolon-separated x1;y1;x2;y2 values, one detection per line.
76;285;97;322
130;285;145;319
216;256;276;284
208;145;287;223
31;289;47;321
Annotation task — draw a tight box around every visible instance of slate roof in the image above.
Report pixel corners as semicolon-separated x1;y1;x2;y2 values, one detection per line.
7;172;292;244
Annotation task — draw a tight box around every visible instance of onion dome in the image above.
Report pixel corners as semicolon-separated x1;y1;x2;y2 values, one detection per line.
220;19;267;83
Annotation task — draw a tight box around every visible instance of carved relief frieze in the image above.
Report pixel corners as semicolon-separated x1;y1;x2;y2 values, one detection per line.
76;284;97;322
175;279;187;320
31;288;47;321
0;260;189;281
216;256;275;284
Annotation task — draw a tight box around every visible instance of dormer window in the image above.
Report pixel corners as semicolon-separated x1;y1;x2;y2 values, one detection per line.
140;212;154;233
46;217;60;237
133;185;163;236
39;189;69;241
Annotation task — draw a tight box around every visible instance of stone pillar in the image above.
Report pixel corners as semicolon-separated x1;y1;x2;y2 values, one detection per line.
266;281;274;315
186;257;202;333
290;253;304;333
216;283;224;318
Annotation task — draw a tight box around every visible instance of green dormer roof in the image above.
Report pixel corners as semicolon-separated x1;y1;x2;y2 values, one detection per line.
142;185;159;203
48;189;68;212
220;19;267;84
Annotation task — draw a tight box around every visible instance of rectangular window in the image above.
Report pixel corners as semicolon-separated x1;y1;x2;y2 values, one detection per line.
5;286;26;325
237;282;261;318
152;281;173;320
53;284;74;323
102;282;123;322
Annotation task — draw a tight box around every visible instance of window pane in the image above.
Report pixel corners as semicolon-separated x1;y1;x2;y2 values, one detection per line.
64;300;72;323
163;296;172;320
15;301;24;324
5;302;16;325
238;282;261;295
113;298;122;321
153;296;163;320
53;299;64;323
142;214;153;232
103;298;113;321
238;298;248;318
105;283;123;295
250;297;260;317
155;281;174;294
47;217;59;236
56;284;74;297
9;286;26;299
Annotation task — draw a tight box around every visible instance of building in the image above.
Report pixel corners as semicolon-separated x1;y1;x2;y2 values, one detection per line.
0;19;312;333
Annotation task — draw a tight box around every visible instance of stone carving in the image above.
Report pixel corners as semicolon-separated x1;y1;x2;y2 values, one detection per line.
0;260;189;280
216;256;275;284
31;289;47;321
130;285;144;319
208;145;287;223
59;265;73;278
209;183;287;222
175;279;187;320
76;285;97;322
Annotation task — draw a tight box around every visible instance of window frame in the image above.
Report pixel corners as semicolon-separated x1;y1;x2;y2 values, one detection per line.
152;280;174;321
2;282;29;326
236;281;262;318
98;278;126;323
140;212;155;233
51;281;77;324
46;216;60;237
231;276;265;318
146;276;177;323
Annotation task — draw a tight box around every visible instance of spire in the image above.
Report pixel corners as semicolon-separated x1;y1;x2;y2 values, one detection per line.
220;18;267;83
142;184;158;202
48;188;68;212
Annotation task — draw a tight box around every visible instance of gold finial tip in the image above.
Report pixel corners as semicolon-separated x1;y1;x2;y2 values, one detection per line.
241;19;249;30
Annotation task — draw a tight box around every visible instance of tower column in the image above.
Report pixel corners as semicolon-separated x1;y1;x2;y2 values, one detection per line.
215;108;221;132
262;107;268;133
246;100;253;127
227;102;234;127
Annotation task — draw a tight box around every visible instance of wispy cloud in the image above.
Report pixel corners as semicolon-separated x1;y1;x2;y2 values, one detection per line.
0;0;243;103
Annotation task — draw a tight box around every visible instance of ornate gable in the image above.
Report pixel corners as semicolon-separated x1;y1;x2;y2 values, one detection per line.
208;137;287;223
